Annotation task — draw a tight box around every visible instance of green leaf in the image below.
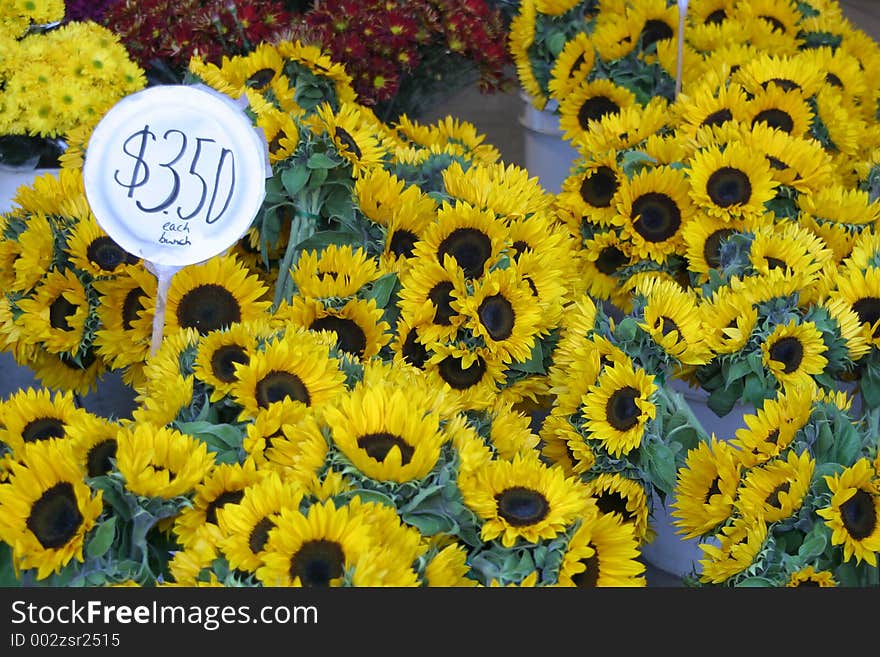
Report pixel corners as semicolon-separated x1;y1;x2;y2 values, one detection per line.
403;512;448;536
364;273;399;309
510;341;546;374
177;421;243;450
546;31;568;56
307;152;340;169
797;526;828;561
87;517;117;560
295;229;361;252
281;166;309;197
615;317;638;342
642;441;678;497
736;577;775;587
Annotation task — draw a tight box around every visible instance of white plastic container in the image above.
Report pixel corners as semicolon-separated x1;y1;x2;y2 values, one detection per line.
518;92;579;195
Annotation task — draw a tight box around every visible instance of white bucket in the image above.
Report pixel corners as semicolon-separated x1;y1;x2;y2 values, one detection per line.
640;378;752;579
518;92;579;195
0;165;59;214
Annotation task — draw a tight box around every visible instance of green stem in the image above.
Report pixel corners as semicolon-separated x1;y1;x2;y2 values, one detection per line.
657;381;710;442
272;191;320;309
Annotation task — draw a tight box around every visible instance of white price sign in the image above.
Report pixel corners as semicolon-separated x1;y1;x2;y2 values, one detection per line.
83;84;270;354
83;84;269;267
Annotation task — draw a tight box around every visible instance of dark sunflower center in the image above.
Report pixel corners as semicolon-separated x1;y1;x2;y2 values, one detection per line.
766;156;789;171
701;108;733;128
632;192;682;242
794;578;821;587
437;227;493;278
769;336;804;373
211;344;249;383
765;255;789;271
595;490;634;521
659;316;678;337
763;78;800;92
86;439;117;478
570;52;587;74
22;417;65;442
121;287;146;331
764;428;781;445
759;15;787;33
512;240;530;259
61;349;96;370
478;294;515;341
245;67;275;90
268;133;284;154
87;236;128;272
249;516;275;555
389;229;418;259
438;354;486;390
606;385;642;431
704;228;734;268
580;166;619;208
839;490;876;540
495;486;549;526
766;481;791;509
571;550;600;587
49;295;77;331
176;284;241;335
310;316;367;359
825;72;843;88
752;109;794;133
26;481;83;550
205;490;246;525
290;539;345;587
334;126;362;159
578;96;620;130
401;329;428;369
356;431;414;466
596;245;628;275
704;477;722;504
255;370;311;408
705;9;726;25
640;19;674;51
427;281;456;326
852;298;880;337
706;166;752;207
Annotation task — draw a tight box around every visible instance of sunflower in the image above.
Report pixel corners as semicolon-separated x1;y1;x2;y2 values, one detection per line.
322;382;448;484
811;86;868;158
556;512;646;587
786;566;837;587
734;0;802;41
760;320;829;391
577;96;672;157
615;165;694;263
558;78;638;147
539;413;586;478
552;332;631;417
255;498;417;586
164;255;270;337
274;39;358;106
0;439;103;580
219;41;285;93
687;142;779;220
671;437;742;540
130;374;197;428
559;152;625;228
231;327;348;421
735;449;814;525
698;287;758;355
626;0;678;55
412;200;507;281
192;323;258;402
397;256;468;346
583;472;653;544
115;422;215;499
743;84;814;139
747;221;834;289
808;44;869;112
26;349;108;397
739;122;835;196
582;360;657;457
172;460;264;549
799;186;880;264
591;10;639;63
732;50;826;98
698;516;768;584
92;264;156;370
388;311;433;371
64;215;138;278
730;387;813;468
673;78;750;139
548;32;596;102
254;105;300;164
455;266;544;365
682;213;748;283
0;387;89;457
311;101;387;176
67;413;120;479
441;159;552;222
636;276;711;365
279;296;391;362
291;244;381;300
9;212;55;293
15;268;91;356
459;453;593;548
240;397;317;469
579;229;632;302
816;458;880;566
422;542;479;587
422;349;508;412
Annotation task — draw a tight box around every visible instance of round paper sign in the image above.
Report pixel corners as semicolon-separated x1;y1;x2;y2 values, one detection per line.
83;84;268;267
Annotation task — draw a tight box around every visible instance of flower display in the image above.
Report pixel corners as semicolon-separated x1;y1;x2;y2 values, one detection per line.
0;4;146;167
